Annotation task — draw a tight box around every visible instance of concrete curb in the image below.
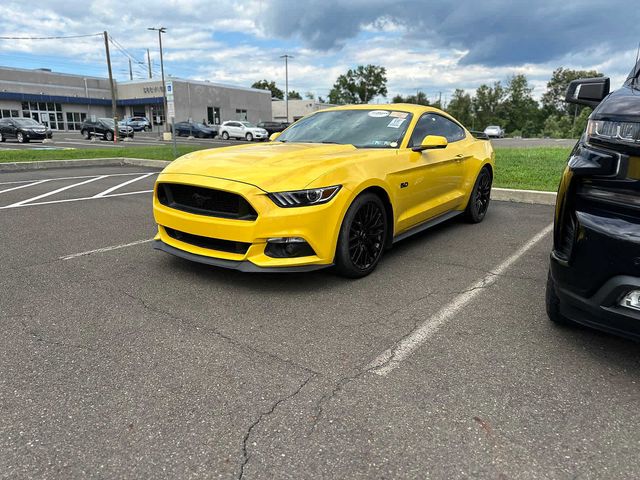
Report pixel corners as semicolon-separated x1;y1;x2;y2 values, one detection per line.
492;187;557;205
0;157;558;205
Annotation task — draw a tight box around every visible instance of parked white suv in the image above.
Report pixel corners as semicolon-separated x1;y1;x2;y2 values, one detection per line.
219;121;268;141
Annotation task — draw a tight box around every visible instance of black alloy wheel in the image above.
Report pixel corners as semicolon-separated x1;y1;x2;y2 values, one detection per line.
335;192;388;278
464;167;492;223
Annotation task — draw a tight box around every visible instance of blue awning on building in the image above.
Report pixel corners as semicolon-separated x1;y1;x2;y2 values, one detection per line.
0;91;164;107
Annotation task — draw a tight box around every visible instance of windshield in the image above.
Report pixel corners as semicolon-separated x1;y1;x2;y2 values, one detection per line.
13;118;41;127
276;109;413;148
241;122;256;128
99;118;115;127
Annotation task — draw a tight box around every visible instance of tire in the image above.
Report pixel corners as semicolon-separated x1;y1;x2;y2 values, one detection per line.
334;193;388;278
0;132;4;142
221;131;229;140
81;129;90;140
245;133;253;142
144;126;150;132
197;132;205;139
464;167;492;223
17;131;27;143
105;131;114;142
546;270;573;326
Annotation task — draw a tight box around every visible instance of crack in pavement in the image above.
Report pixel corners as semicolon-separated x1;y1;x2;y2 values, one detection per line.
118;289;321;378
238;373;316;480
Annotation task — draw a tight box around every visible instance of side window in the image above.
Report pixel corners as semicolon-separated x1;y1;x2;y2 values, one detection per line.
409;114;466;146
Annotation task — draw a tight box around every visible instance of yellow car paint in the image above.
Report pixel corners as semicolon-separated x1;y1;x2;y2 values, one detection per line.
153;104;495;271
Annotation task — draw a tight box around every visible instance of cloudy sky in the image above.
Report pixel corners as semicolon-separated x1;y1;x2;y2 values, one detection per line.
0;0;638;102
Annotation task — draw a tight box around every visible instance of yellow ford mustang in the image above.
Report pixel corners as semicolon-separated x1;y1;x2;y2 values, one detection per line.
153;104;494;277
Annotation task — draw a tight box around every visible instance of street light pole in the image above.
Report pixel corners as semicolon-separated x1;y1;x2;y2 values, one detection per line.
149;27;168;133
280;54;293;122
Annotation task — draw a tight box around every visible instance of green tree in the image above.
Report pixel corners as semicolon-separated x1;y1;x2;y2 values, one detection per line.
472;81;506;129
502;74;541;135
446;89;473;126
251;79;284;100
328;65;387;104
541;67;602;116
287;90;302;100
390;91;429;105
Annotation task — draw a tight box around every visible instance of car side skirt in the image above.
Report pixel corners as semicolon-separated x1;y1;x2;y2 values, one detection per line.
393;210;462;244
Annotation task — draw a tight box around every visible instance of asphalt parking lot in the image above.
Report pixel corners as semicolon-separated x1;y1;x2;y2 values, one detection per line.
1;165;639;479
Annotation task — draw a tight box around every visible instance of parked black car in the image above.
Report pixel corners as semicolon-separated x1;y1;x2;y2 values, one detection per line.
173;121;217;138
80;118;134;141
0;117;52;143
546;62;640;341
256;121;289;136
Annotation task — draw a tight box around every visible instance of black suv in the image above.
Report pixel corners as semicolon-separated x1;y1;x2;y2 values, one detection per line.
546;61;640;340
80;118;134;141
0;117;52;143
256;121;289;136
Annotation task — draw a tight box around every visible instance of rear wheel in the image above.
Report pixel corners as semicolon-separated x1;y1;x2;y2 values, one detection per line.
221;131;229;140
335;193;388;278
546;270;573;326
0;132;4;142
464;167;492;223
245;133;253;142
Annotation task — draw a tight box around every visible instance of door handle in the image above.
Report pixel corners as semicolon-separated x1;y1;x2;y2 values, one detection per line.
455;154;464;162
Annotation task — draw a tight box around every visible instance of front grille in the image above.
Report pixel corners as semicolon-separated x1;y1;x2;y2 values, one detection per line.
157;183;257;220
164;226;250;254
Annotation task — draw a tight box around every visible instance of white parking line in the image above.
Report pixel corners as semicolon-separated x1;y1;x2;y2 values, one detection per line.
0;179;50;194
0;172;158;186
60;238;154;260
0;189;153;209
4;175;108;207
367;223;554;376
93;172;156;197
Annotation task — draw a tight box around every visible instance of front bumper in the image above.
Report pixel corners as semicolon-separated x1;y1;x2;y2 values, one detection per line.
550;257;640;340
24;131;49;140
152;173;349;271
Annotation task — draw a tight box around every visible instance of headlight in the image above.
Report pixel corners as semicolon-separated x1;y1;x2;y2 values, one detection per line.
268;185;341;207
587;119;640;145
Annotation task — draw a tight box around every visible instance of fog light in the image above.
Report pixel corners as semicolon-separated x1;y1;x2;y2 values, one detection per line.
265;237;315;258
620;290;640;311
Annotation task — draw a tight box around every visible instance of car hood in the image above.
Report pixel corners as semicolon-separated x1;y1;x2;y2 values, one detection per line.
161;142;380;191
593;84;640;122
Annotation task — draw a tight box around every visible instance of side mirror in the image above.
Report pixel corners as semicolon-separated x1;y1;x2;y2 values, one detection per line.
565;77;610;108
269;132;281;142
412;135;448;152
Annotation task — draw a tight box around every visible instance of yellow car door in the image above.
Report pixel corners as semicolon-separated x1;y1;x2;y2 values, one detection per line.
392;113;467;233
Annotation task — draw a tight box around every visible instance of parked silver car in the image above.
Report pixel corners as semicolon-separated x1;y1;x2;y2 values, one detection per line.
483;125;505;138
219;121;268;141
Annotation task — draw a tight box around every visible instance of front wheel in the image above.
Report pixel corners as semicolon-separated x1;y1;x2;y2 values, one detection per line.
17;132;27;143
334;193;388;278
464;167;492;223
221;131;229;140
245;133;253;142
81;129;90;140
105;131;114;141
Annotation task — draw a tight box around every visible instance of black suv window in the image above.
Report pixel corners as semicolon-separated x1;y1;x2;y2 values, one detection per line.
409;113;466;146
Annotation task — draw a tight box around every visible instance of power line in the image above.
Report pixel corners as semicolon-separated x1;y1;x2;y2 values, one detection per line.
0;33;102;40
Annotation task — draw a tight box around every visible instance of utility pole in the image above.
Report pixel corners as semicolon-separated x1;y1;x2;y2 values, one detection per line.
128;58;133;80
280;54;293;122
103;31;118;143
149;27;168;133
147;48;153;79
